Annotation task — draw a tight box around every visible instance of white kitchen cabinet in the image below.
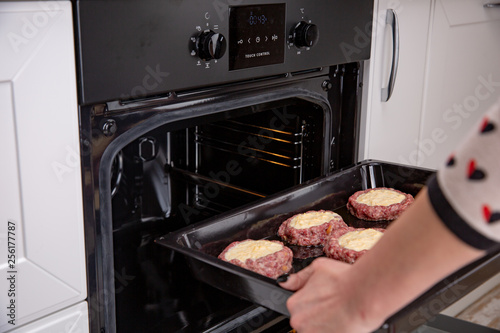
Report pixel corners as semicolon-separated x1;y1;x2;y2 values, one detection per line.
361;0;500;169
360;0;432;166
8;302;89;333
0;2;87;332
418;0;500;169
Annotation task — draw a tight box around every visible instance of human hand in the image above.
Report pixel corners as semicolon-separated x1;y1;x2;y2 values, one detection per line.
279;257;383;333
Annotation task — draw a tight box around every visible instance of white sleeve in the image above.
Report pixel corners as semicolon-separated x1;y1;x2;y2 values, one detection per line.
427;100;500;250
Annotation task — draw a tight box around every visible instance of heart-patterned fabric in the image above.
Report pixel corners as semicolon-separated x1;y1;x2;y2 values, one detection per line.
431;99;500;248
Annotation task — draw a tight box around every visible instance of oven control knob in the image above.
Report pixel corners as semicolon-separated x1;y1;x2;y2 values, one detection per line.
292;21;319;48
196;30;227;61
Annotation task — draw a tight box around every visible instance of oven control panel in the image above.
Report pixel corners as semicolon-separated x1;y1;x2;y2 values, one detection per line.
77;0;373;105
227;4;286;70
189;3;323;70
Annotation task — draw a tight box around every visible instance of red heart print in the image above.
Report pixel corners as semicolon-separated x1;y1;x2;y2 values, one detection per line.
480;117;495;134
468;159;486;180
483;205;500;224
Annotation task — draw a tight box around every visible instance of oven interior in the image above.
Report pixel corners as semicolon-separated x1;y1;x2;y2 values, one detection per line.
108;92;339;332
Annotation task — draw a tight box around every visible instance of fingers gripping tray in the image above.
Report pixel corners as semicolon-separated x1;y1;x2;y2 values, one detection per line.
155;160;500;332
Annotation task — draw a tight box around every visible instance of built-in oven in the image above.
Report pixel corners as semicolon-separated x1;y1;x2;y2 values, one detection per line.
75;1;373;332
74;1;500;332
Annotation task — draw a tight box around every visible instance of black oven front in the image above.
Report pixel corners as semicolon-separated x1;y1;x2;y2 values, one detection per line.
74;1;373;332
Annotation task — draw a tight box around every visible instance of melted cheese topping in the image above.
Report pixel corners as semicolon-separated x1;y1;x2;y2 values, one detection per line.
338;229;384;251
356;189;405;206
224;240;282;261
289;211;341;230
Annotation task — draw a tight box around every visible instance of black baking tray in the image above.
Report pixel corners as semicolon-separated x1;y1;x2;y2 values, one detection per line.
156;160;500;332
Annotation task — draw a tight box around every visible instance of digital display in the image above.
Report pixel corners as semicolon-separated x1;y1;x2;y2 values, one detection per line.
229;4;286;71
248;12;268;25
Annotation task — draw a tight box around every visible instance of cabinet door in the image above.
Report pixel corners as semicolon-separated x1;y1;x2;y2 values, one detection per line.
0;2;86;331
418;0;500;169
8;302;89;333
360;0;432;165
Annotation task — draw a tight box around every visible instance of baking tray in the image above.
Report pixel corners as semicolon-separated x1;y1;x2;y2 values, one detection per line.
156;160;500;332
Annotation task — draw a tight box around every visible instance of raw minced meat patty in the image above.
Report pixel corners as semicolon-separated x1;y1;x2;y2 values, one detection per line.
347;187;414;221
278;210;347;246
288;244;325;259
218;239;293;278
323;226;385;264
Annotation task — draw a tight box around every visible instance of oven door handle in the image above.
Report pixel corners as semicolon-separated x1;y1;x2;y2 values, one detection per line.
484;2;500;7
381;8;400;102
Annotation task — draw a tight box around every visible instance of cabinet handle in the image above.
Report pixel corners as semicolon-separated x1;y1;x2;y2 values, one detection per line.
381;9;400;102
484;3;500;8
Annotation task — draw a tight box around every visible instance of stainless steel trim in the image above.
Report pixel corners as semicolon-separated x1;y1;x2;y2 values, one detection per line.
381;9;400;102
110;151;123;197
